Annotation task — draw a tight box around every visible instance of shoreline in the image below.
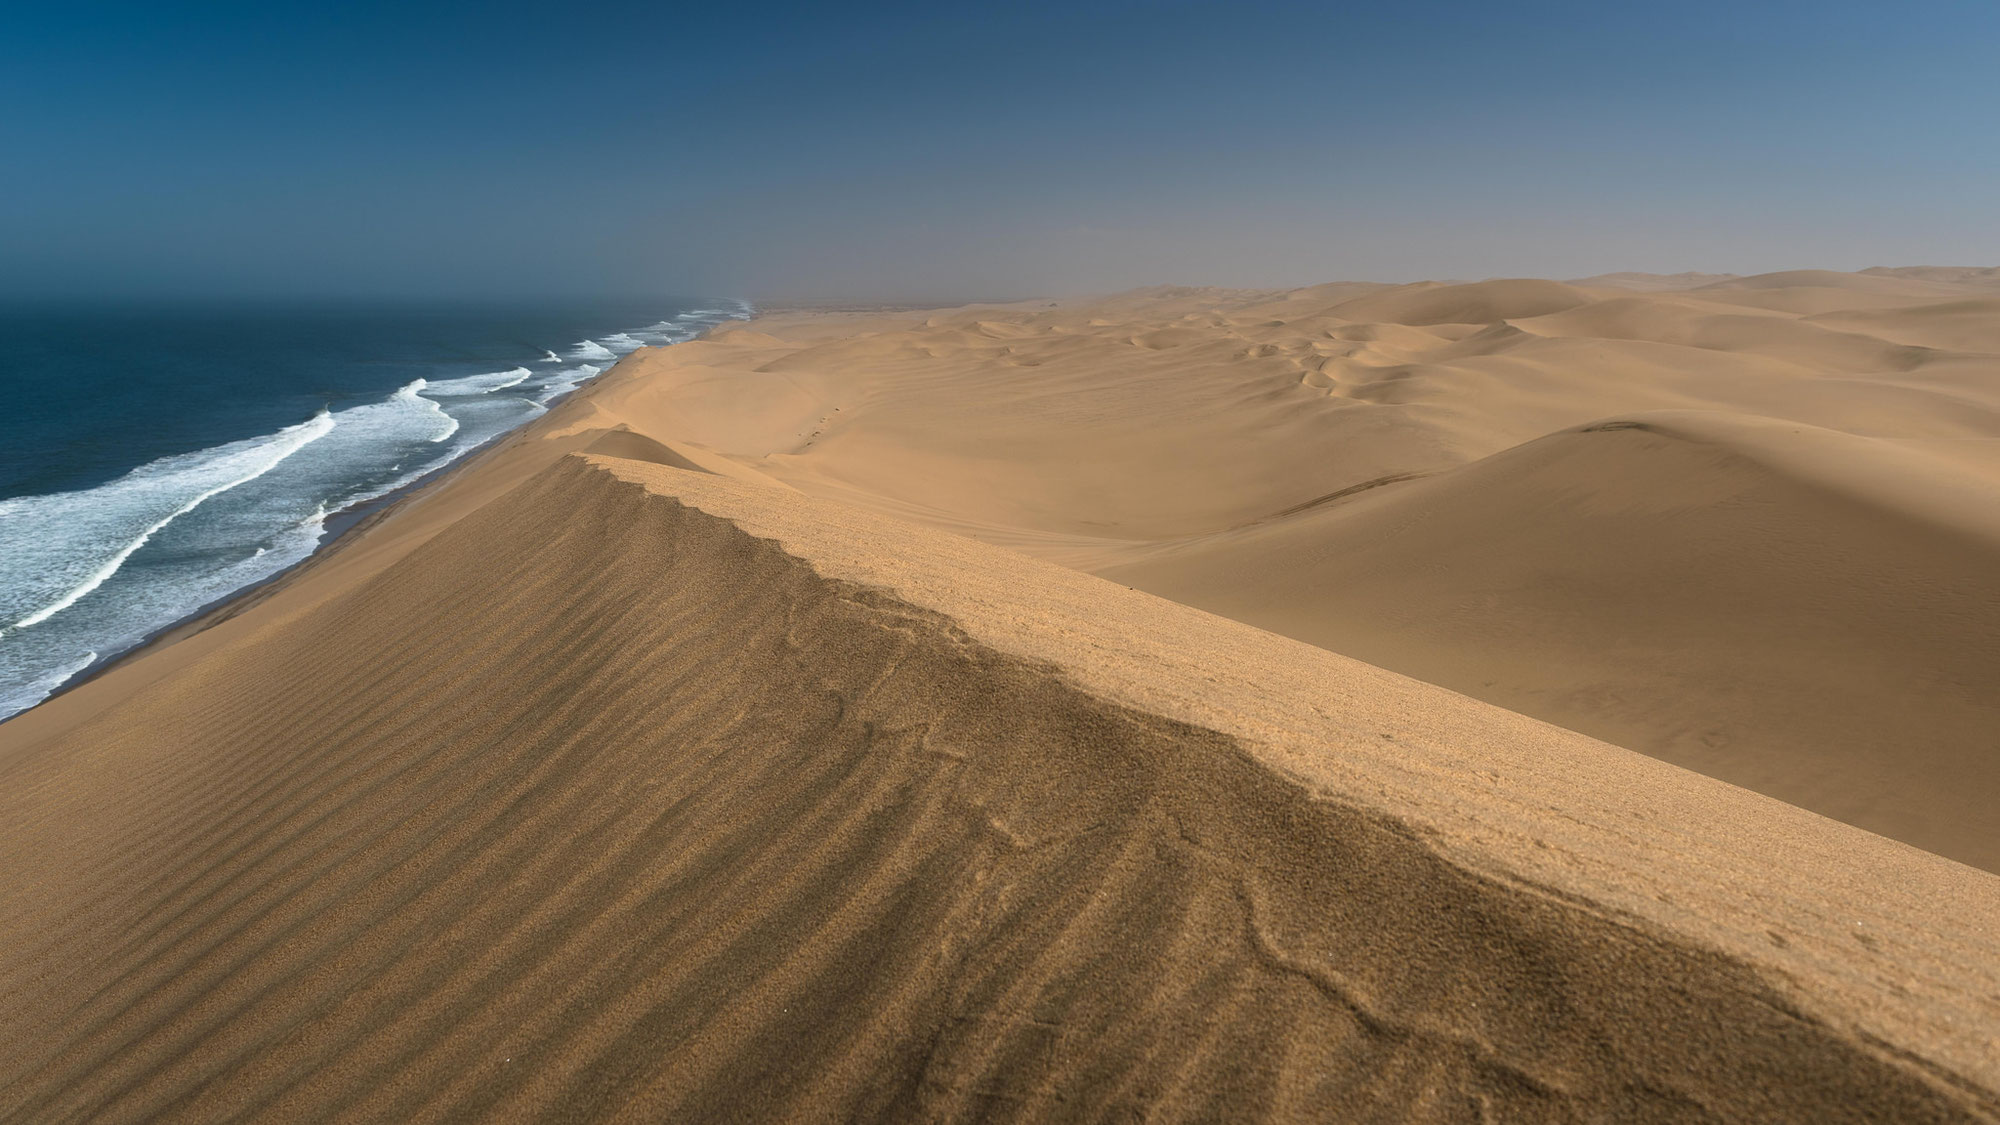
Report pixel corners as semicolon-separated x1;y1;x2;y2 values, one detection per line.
7;310;752;723
38;434;493;706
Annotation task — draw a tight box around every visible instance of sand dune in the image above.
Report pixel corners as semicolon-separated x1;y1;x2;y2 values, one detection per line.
1697;268;1967;294
556;270;2000;872
1;450;1995;1120
1863;265;2000;288
1105;411;2000;870
1568;270;1742;291
1808;298;2000;352
1318;278;1595;326
4;267;1999;1119
1512;297;1943;373
1670;271;1981;315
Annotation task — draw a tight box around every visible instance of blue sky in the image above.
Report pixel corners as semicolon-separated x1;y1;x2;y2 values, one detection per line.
4;0;1996;299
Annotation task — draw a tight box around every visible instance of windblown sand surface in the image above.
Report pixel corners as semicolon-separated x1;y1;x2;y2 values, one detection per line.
2;269;1998;1121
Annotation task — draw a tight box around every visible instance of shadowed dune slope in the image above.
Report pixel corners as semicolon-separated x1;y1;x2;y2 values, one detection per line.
1567;271;1742;291
1321;278;1595;326
2;453;1997;1122
1865;266;2000;288
1104;412;2000;870
1807;298;2000;353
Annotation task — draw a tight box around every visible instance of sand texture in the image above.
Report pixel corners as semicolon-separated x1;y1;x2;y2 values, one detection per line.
2;270;1998;1121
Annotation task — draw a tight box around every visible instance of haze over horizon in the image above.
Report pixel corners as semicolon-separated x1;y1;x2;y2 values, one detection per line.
5;0;1998;300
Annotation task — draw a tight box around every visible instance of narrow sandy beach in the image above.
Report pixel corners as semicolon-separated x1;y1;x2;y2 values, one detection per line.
2;272;1998;1121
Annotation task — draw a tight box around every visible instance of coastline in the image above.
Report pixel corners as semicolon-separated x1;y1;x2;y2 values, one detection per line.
1;284;1996;1119
30;403;554;710
6;309;752;722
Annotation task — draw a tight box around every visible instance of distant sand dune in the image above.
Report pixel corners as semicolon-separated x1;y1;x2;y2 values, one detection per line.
1568;270;1742;291
1105;411;2000;869
1673;271;1979;314
1809;298;2000;352
1320;278;1595;326
1697;268;1971;294
1864;265;2000;288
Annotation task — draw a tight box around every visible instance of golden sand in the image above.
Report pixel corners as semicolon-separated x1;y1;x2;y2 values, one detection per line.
2;270;1997;1121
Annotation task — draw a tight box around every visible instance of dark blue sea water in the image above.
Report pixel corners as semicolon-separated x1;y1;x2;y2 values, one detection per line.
0;297;751;719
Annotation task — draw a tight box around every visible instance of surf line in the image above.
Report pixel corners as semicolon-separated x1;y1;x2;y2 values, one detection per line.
6;411;336;633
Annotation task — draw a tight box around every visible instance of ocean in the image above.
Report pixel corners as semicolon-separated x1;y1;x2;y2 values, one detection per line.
0;296;751;720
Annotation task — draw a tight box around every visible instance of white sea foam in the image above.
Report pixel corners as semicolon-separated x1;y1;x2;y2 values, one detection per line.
530;363;602;404
600;333;645;350
569;339;617;361
632;323;690;345
423;366;532;396
0;648;99;717
680;304;753;320
390;379;460;442
244;381;474;516
540;350;562;363
0;410;335;631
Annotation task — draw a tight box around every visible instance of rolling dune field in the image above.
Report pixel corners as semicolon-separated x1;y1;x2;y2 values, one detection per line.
3;269;1998;1121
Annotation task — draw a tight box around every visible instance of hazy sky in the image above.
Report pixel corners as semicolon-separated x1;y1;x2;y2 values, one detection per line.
5;0;1997;300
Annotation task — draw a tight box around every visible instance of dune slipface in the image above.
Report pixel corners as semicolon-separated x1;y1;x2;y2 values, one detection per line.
0;451;1996;1122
